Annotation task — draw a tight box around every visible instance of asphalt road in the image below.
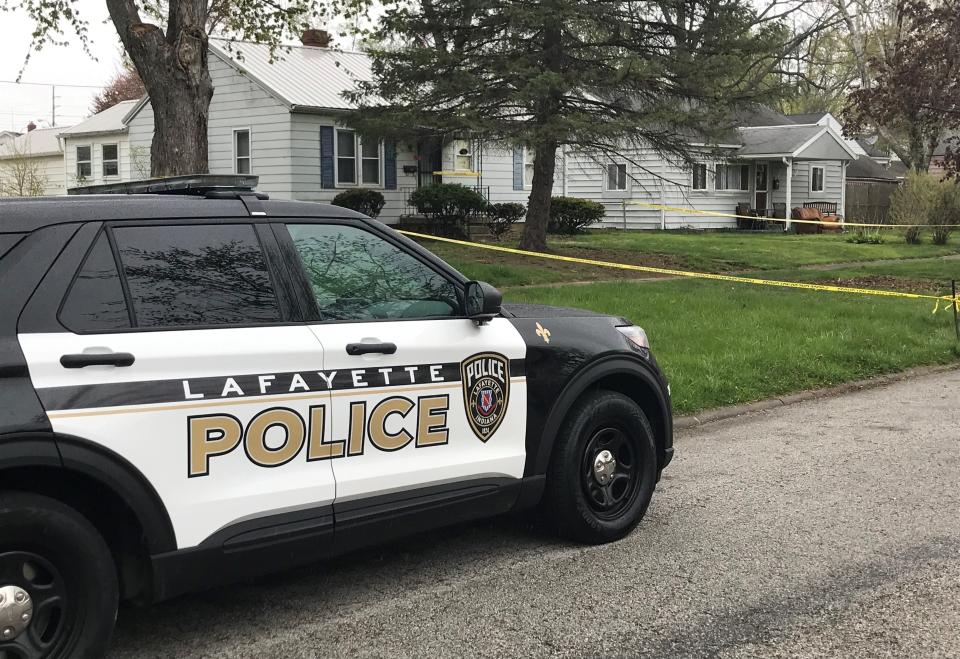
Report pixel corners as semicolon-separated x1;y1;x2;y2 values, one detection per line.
108;368;960;658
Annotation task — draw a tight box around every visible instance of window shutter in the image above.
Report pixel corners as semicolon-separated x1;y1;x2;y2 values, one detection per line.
513;146;524;190
384;139;397;190
320;126;335;189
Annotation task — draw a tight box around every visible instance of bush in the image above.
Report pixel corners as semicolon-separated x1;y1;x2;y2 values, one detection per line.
846;229;885;244
486;202;525;240
548;196;605;234
332;188;385;218
409;183;488;236
931;182;960;245
889;171;941;244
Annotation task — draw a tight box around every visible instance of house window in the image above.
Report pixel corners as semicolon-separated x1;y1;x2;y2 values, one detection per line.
454;139;474;172
715;163;749;191
692;163;708;190
606;163;627;191
234;130;251;174
360;138;381;185
810;165;825;193
102;144;119;178
335;130;381;186
524;148;535;187
336;130;357;185
76;146;92;179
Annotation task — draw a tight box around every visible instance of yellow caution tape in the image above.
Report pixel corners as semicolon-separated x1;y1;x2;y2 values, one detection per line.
626;201;960;229
399;230;960;310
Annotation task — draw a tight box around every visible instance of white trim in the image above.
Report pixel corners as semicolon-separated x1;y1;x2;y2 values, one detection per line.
101;142;120;179
604;162;628;192
522;147;535;189
75;144;93;180
808;163;827;195
233;127;252;175
792;126;859;160
333;128;383;189
690;162;709;191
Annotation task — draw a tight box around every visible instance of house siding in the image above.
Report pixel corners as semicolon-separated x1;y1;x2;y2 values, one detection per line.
288;113;418;222
127;51;295;197
0;153;65;196
63;135;131;188
563;146;748;229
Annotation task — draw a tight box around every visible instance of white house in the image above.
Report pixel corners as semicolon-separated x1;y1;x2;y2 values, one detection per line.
0;127;67;196
123;38;539;223
120;37;855;229
59;100;141;189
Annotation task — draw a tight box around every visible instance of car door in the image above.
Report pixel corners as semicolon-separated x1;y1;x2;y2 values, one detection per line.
17;221;336;550
276;220;528;509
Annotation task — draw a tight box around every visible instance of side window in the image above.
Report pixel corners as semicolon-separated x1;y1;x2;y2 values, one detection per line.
287;223;460;321
112;224;281;328
60;232;131;331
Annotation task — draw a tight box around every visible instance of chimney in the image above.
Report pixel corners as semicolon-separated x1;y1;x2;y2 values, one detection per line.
300;29;332;48
26;121;36;132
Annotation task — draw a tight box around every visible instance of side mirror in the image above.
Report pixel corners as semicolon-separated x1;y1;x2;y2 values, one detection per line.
465;281;502;324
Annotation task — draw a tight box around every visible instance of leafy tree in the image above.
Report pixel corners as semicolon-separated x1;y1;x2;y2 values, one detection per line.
4;0;324;177
91;61;147;114
843;0;960;171
346;0;823;250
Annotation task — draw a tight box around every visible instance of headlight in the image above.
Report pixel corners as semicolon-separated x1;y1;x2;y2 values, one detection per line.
616;325;650;350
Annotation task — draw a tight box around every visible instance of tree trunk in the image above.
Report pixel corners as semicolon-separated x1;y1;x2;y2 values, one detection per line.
519;140;558;252
106;0;214;177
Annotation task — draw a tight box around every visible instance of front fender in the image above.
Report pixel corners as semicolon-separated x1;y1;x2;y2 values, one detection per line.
529;354;672;476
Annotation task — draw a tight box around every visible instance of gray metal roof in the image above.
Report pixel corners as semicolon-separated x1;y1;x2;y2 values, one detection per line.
209;39;373;111
0;127;64;159
737;125;823;156
58;100;138;138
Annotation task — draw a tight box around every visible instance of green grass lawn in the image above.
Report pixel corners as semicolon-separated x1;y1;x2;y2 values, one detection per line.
505;279;960;415
415;230;960;291
552;230;960;271
415;231;960;415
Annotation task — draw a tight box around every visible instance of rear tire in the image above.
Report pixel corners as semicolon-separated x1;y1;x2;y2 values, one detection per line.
544;390;658;544
0;491;118;659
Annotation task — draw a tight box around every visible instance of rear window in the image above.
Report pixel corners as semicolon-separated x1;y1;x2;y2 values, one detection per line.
112;224;281;328
60;232;131;331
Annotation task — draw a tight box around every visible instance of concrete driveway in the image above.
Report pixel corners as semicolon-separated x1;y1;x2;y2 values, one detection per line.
109;368;960;658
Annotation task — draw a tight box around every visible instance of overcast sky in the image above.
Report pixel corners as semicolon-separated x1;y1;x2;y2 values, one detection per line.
0;0;124;132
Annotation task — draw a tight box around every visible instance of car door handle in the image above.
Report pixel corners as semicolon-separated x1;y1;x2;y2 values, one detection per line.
60;352;136;368
345;342;397;356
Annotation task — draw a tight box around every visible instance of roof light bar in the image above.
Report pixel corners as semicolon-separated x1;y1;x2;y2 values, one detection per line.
67;174;261;196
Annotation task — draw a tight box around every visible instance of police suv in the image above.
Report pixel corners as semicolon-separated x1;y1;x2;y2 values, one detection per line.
0;176;673;658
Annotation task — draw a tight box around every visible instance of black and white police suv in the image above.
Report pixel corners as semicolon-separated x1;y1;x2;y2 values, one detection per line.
0;176;673;657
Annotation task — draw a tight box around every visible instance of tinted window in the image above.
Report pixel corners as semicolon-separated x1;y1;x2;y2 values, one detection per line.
61;232;130;331
113;224;281;328
287;224;459;321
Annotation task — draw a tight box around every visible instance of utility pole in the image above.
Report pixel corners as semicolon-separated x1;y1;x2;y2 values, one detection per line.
51;85;56;126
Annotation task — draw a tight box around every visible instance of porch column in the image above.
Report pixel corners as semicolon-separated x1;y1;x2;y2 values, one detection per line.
840;161;847;225
784;157;793;231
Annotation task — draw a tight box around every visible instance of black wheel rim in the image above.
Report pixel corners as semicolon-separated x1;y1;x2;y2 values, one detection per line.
0;551;69;659
580;426;641;520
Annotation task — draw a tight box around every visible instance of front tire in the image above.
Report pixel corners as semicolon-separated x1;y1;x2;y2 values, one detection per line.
0;491;118;659
544;390;658;544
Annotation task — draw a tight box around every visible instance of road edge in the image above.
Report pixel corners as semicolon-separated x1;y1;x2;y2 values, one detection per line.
674;361;960;431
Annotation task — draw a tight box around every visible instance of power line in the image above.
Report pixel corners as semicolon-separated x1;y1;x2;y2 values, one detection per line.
0;80;104;89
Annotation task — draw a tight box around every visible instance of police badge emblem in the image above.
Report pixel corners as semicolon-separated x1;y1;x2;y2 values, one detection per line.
461;352;510;442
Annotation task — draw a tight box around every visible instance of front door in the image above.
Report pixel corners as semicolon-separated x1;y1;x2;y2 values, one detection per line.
19;223;336;550
278;221;528;507
755;163;769;212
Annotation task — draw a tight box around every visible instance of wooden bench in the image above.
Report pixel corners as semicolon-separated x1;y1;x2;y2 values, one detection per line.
803;201;838;215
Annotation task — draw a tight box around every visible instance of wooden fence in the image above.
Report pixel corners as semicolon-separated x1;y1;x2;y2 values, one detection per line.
845;179;900;224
